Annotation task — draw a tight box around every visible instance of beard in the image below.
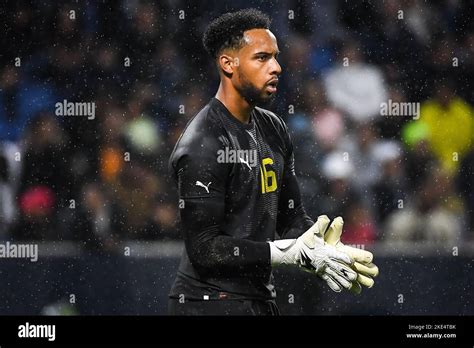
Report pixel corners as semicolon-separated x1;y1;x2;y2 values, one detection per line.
236;70;276;106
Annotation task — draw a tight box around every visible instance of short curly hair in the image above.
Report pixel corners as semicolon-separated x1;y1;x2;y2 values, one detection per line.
203;8;271;58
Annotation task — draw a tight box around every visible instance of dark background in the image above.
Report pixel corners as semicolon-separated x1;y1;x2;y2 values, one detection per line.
0;0;473;315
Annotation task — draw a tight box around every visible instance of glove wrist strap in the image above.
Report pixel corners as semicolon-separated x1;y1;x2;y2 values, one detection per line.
268;240;296;266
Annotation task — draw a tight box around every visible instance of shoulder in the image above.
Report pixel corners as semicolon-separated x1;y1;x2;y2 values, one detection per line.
254;106;289;134
169;101;229;172
254;106;292;144
254;106;294;159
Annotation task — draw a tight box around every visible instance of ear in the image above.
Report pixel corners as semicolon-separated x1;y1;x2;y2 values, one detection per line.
218;54;238;75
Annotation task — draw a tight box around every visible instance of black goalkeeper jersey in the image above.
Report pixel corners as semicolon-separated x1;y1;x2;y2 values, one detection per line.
168;97;313;300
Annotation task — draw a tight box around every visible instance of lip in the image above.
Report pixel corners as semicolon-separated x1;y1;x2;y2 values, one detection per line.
266;78;279;93
266;85;277;93
267;78;279;85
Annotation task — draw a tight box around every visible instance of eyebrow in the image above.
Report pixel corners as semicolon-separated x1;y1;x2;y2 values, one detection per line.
253;50;280;56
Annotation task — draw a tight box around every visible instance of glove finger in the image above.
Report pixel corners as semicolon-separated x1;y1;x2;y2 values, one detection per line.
357;272;375;288
325;267;352;290
314;215;331;236
340;244;373;264
327;259;357;281
353;261;379;277
326;247;353;265
302;215;331;248
325;216;344;245
350;280;362;295
320;273;342;292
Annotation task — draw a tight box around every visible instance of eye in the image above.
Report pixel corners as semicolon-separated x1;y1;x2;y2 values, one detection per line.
256;55;267;61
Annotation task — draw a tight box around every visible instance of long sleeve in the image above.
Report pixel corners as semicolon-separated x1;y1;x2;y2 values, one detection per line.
173;137;271;279
276;122;314;239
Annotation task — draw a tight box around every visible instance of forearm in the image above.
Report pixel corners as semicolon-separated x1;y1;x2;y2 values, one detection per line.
185;225;271;278
276;149;314;238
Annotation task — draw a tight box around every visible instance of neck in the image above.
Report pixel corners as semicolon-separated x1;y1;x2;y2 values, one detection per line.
215;82;253;124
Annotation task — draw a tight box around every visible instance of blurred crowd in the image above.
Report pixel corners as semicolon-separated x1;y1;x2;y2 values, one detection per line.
0;0;472;251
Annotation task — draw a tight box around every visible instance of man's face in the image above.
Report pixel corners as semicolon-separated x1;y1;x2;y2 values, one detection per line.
231;29;282;104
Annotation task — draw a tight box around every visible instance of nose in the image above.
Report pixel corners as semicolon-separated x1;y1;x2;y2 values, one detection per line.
270;57;282;76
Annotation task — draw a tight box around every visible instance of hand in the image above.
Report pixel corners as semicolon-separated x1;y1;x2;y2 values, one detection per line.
323;217;379;294
268;215;357;292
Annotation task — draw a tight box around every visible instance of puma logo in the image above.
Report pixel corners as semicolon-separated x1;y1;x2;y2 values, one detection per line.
239;157;252;170
195;181;212;193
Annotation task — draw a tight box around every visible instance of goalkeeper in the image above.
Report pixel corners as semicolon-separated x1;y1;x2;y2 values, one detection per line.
168;8;378;315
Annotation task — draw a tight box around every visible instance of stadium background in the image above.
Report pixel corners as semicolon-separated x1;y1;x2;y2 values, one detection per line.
0;0;473;315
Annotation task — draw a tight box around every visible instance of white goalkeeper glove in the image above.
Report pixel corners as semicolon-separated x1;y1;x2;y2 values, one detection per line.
268;215;357;292
324;217;379;294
